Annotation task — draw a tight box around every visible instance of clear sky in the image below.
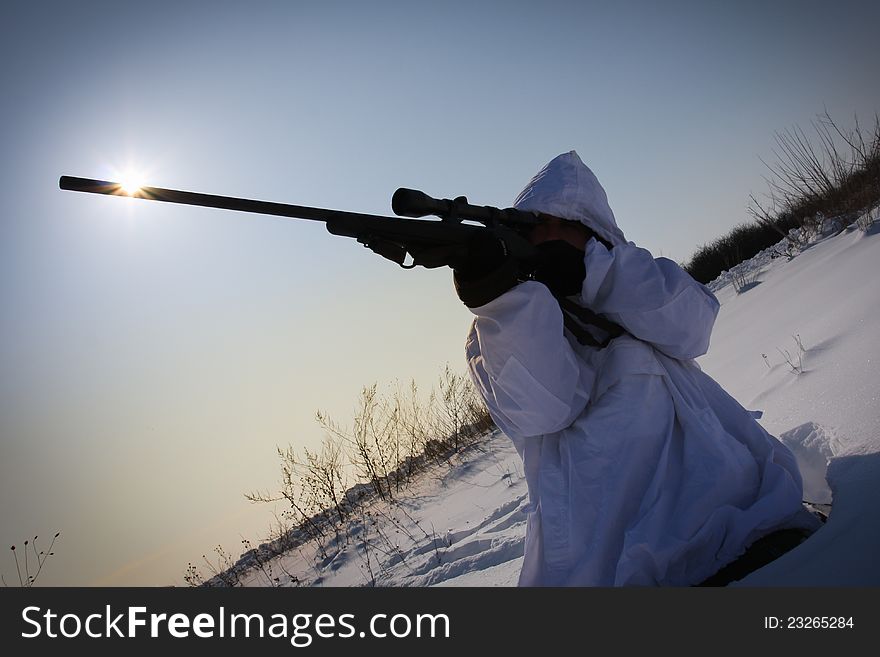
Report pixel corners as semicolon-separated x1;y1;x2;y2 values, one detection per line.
2;0;878;586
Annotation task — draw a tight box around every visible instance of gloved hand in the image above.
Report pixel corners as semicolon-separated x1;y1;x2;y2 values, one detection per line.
532;240;586;298
452;231;520;308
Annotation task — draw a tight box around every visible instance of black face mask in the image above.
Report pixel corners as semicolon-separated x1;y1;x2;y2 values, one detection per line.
533;240;586;297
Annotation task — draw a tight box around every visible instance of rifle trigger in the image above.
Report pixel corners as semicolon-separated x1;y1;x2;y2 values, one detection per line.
359;236;408;267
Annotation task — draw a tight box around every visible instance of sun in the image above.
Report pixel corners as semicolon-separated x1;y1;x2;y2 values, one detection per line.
118;170;146;195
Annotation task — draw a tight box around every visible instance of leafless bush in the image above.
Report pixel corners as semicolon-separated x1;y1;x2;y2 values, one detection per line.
222;364;495;587
729;267;759;294
777;334;807;375
391;379;431;482
238;537;300;587
748;111;880;238
770;237;800;261
855;204;878;231
4;532;60;587
687;110;879;284
245;444;341;551
777;347;803;375
686;220;800;284
433;364;494;452
316;384;397;502
722;246;760;293
184;544;242;587
300;440;349;524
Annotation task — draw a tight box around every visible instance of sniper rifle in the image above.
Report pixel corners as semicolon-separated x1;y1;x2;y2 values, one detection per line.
58;175;622;346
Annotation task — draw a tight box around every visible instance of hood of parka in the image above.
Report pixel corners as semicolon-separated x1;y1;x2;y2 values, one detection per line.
512;150;627;248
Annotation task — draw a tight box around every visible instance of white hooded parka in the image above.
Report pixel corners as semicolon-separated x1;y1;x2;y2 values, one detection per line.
464;151;820;586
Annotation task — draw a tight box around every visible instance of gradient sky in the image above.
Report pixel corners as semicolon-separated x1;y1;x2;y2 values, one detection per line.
2;0;878;586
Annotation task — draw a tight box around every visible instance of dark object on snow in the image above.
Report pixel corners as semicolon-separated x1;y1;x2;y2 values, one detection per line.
803;501;831;523
697;527;814;586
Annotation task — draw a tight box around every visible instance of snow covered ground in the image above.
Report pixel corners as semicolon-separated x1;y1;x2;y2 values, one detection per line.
228;217;879;587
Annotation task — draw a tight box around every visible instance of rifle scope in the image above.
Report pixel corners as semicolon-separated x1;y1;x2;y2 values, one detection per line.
392;188;540;229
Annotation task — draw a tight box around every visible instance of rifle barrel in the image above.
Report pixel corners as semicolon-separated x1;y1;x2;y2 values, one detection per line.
58;176;394;225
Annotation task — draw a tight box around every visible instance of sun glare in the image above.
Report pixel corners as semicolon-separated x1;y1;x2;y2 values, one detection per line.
118;171;145;196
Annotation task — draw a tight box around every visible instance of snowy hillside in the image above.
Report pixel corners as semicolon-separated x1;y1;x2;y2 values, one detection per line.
225;217;879;587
